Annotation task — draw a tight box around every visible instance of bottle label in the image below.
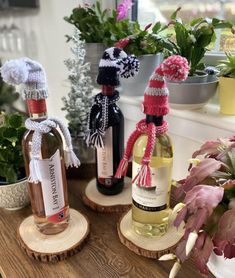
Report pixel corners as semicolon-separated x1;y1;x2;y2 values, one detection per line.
97;127;113;178
132;161;171;211
37;149;65;217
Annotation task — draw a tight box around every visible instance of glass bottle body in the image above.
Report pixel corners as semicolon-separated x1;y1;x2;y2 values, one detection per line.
132;133;173;237
93;102;124;195
22;118;69;235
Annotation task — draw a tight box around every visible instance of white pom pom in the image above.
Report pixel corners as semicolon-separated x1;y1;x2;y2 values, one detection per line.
1;59;29;85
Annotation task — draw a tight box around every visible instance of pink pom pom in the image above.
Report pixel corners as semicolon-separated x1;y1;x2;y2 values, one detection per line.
162;55;189;82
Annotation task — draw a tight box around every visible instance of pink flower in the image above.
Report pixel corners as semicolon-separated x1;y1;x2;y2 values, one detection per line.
213;210;235;259
116;0;133;21
114;38;130;49
174;185;224;234
193;232;213;275
175;158;222;199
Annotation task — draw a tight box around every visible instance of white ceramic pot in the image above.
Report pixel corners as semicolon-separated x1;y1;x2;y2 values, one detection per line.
208;251;235;278
0;178;30;210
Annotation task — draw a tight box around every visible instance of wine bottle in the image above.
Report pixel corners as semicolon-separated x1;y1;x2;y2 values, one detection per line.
22;99;70;235
86;47;139;195
132;115;173;237
0;58;80;236
93;86;124;195
115;55;189;237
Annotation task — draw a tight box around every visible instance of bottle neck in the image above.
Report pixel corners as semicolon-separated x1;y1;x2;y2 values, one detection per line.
146;115;163;126
102;85;115;96
27;99;48;120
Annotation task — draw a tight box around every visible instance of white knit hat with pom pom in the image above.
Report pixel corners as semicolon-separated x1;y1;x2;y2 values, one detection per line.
1;57;48;100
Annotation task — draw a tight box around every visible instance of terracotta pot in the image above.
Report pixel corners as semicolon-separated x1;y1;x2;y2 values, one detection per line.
219;76;235;115
0;178;30;210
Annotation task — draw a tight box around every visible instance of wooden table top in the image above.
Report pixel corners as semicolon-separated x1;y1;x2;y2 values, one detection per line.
0;179;214;278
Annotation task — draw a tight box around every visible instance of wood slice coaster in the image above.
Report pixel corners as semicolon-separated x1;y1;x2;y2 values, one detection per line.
17;209;90;263
117;209;184;259
83;177;132;213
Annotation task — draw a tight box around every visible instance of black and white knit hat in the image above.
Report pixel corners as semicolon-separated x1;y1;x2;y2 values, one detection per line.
97;47;139;86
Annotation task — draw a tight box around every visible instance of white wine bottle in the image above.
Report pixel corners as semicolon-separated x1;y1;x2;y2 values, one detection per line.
115;55;189;238
132;116;173;237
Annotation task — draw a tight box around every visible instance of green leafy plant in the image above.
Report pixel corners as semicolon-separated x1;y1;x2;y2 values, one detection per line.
0;60;19;111
217;52;235;78
64;1;168;56
0;113;26;183
164;8;233;76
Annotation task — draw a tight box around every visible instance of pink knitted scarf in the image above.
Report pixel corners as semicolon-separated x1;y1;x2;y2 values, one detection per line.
115;119;168;187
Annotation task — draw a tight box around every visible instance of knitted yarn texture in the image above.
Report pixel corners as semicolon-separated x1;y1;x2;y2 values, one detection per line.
25;117;80;183
85;91;120;148
115;55;189;187
1;57;48;99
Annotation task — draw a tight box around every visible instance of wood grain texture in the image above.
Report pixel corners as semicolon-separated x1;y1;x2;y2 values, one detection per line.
82;178;132;213
17;209;90;262
0;179;215;278
117;209;184;259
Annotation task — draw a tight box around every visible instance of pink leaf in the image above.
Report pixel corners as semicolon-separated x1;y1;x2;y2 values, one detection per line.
178;158;222;195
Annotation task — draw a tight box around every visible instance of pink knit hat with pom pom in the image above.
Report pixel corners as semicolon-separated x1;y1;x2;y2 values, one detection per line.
115;55;189;187
143;55;189;117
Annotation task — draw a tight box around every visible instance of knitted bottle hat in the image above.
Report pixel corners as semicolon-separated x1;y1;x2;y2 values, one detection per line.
97;47;139;86
115;55;189;187
85;47;139;148
1;57;48;99
1;58;80;184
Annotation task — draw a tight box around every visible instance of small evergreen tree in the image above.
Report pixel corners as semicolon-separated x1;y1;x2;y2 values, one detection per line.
62;29;93;137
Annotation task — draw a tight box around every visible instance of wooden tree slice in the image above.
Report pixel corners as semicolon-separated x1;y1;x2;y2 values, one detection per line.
117;209;184;259
83;178;132;213
17;209;90;263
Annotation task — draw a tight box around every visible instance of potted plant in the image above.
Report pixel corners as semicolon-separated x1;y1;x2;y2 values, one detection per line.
164;8;233;109
64;0;134;86
217;52;235;115
118;22;169;96
0;112;29;210
62;29;95;179
159;136;235;277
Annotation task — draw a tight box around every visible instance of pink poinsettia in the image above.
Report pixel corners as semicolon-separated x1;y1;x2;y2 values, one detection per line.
117;0;133;21
175;158;222;199
174;185;224;234
213;210;235;259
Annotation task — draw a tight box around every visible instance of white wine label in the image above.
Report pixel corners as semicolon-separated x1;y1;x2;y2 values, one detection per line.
37;149;65;217
97;127;113;178
132;161;171;210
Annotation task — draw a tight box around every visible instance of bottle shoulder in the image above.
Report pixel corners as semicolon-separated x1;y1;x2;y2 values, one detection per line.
133;133;173;158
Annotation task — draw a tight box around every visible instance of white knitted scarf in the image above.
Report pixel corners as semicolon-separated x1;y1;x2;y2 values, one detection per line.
25;117;80;183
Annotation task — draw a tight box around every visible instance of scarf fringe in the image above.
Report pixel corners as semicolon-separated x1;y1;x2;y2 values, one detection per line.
64;148;80;168
115;158;129;178
132;164;152;187
88;129;104;148
28;158;41;184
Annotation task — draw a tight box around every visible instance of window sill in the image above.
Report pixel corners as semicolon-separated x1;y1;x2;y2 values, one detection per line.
119;95;235;134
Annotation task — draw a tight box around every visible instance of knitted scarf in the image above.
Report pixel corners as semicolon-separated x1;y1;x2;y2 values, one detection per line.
85;91;120;148
25;117;80;183
115;119;168;187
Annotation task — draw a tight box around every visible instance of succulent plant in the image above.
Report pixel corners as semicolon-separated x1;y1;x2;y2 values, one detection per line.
217;52;235;78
